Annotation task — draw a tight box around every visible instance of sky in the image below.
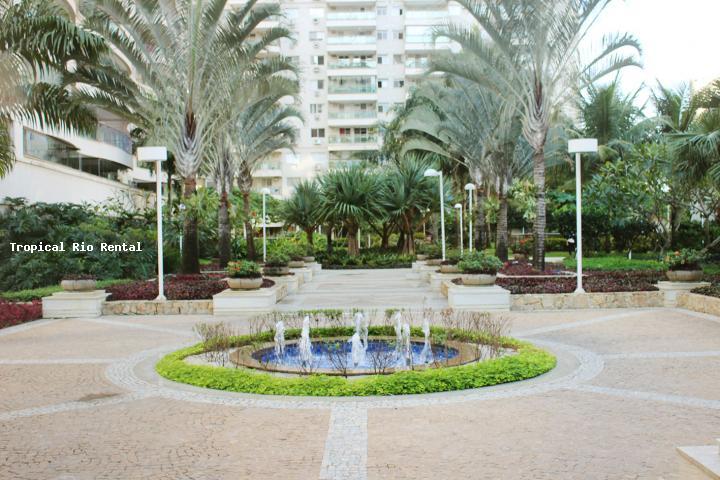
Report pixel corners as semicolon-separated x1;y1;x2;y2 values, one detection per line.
587;0;720;108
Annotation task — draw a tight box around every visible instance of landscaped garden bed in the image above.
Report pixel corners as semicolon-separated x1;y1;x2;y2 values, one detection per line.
0;300;42;329
494;270;663;294
106;274;275;301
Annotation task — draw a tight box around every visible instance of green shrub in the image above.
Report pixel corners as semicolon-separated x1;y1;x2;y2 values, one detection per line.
265;251;290;267
417;243;442;259
458;251;504;274
226;260;261;278
156;326;556;396
0;279;132;302
664;248;705;271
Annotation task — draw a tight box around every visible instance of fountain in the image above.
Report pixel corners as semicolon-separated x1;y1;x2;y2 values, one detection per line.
298;315;313;366
274;321;285;358
401;322;411;365
419;318;433;364
351;312;367;366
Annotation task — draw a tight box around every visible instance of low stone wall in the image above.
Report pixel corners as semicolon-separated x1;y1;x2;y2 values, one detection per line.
511;291;664;311
677;292;720;316
102;300;212;316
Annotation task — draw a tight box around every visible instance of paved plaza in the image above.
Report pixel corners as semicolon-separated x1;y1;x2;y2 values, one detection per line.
1;270;719;479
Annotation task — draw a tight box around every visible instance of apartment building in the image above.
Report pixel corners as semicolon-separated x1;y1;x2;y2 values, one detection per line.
248;0;464;198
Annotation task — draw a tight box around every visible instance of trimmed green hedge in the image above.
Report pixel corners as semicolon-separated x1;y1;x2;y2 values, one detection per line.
0;279;132;302
156;326;556;396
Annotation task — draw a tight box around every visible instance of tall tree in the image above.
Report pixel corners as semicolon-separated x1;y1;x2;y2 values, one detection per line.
81;0;294;272
431;0;641;269
282;180;322;246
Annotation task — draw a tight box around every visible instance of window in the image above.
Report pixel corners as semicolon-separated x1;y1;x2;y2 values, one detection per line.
376;6;387;15
315;79;324;90
393;54;403;64
309;31;324;41
310;104;323;114
391;6;403;15
311;55;324;65
377;55;389;65
377;78;387;88
377;103;389;113
376;30;388;40
393;102;404;110
310;8;324;18
311;128;325;138
393;30;404;40
393;79;405;88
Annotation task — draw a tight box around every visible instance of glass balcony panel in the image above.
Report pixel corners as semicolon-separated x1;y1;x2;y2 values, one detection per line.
327;11;376;20
327;35;376;44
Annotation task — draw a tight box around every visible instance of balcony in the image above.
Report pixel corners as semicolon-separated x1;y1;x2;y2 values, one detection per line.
405;58;429;76
328;84;376;94
253;165;283;178
328;110;377;127
327;11;376;28
328;60;376;69
95;124;132;154
327;35;377;53
328;134;379;151
405;36;451;52
405;9;449;24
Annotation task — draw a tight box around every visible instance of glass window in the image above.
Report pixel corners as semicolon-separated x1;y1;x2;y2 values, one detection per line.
311;128;325;138
310;104;323;114
311;55;324;65
376;6;387;15
376;30;388;40
309;31;324;41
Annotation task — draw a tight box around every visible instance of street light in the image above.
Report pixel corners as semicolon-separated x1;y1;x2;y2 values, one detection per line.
137;146;168;301
261;188;271;263
454;203;463;254
568;138;598;294
464;183;476;251
424;168;446;260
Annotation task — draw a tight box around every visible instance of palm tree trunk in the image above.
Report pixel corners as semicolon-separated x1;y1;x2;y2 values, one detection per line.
476;187;486;249
217;188;231;268
347;224;360;256
242;189;256;260
402;214;415;255
304;228;314;246
326;226;333;254
181;176;200;274
496;193;509;261
532;143;547;270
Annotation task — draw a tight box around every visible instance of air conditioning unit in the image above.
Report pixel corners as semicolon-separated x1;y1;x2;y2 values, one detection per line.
313;18;319;23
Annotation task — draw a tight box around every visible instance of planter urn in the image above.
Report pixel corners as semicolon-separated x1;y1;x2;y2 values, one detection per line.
226;277;263;290
263;265;290;276
60;279;97;292
461;273;497;286
440;264;461;274
666;270;703;282
416;254;428;261
288;260;306;268
426;259;442;267
513;253;528;261
302;256;315;263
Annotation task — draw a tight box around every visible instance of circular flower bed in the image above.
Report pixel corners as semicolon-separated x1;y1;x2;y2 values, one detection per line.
156;326;556;397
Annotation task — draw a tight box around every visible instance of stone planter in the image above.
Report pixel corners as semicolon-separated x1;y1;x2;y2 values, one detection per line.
302;256;315;263
60;279;97;292
426;259;442;267
226;277;263;290
416;254;428;261
666;269;703;282
513;253;528;261
460;273;497;286
263;265;289;276
288;260;305;268
440;264;460;274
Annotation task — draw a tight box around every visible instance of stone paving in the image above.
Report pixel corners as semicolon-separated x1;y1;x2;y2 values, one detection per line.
0;269;719;479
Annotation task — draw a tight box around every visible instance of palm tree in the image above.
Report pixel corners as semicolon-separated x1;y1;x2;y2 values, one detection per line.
0;0;106;177
81;0;294;273
317;166;384;256
233;101;300;260
282;180;321;245
431;0;642;269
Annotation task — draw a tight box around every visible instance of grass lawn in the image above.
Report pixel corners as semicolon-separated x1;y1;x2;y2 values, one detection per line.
0;279;132;302
563;254;665;271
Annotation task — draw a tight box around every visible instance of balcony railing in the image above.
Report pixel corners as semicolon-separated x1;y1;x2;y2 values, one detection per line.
96;124;132;153
328;135;378;144
405;58;429;68
328;60;376;69
405;10;448;19
327;11;376;20
328;111;377;119
328;84;377;94
327;35;376;45
406;36;451;45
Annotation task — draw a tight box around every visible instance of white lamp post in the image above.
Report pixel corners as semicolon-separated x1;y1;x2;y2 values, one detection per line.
568;138;598;294
454;203;463;254
424;168;446;260
261;188;270;263
464;183;476;251
137;146;168;301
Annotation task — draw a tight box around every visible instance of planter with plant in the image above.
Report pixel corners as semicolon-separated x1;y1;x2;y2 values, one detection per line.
458;252;504;286
226;261;263;290
302;244;316;263
282;244;306;268
421;244;443;266
440;251;462;274
512;237;532;261
664;249;704;282
263;252;291;276
60;274;97;292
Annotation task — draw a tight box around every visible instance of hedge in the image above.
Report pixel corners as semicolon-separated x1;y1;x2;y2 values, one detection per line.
156;326;556;397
